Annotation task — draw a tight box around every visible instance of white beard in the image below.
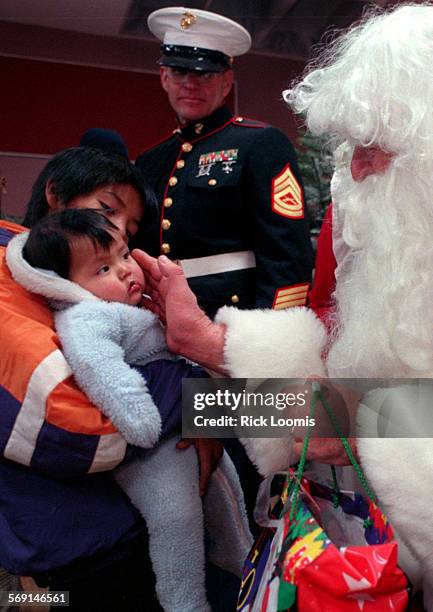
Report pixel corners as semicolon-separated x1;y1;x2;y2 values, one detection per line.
326;159;433;378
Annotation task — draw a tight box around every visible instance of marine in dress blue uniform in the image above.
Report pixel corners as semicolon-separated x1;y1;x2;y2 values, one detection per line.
136;7;314;318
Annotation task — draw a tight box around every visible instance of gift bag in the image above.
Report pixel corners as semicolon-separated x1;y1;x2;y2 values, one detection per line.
237;385;410;612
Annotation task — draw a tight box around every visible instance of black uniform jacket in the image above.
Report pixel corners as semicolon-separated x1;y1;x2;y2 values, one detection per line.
136;105;313;318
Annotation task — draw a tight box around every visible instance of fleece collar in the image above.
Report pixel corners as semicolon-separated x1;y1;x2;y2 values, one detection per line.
6;232;99;305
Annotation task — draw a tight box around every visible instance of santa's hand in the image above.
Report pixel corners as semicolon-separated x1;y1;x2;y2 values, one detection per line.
132;250;166;320
154;256;227;372
292;436;358;465
292;378;361;465
153;256;204;350
133;252;227;371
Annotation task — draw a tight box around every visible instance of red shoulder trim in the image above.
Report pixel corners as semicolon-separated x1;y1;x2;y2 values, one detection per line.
230;116;268;129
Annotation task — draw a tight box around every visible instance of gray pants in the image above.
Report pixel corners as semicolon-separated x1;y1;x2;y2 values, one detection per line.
115;436;252;612
115;438;210;612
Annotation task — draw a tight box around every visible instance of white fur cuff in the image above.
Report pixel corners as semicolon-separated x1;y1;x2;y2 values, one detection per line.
215;306;327;378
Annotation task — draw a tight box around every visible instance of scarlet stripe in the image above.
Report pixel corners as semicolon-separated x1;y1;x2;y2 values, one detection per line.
274;171;301;197
271;163;304;219
275;287;309;298
275;295;307;305
272;283;310;309
274;297;307;309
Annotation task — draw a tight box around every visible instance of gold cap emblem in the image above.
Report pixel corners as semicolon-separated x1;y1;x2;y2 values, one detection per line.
180;12;197;30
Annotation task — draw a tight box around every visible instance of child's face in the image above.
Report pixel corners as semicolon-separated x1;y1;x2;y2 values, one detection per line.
69;232;146;306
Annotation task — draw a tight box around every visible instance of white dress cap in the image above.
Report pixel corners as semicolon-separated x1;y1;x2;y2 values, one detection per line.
148;7;252;58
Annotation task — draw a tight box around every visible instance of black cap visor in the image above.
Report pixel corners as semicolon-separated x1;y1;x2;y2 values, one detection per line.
159;44;231;73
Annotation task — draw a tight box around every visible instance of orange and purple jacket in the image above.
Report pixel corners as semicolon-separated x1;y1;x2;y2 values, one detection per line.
0;220;142;574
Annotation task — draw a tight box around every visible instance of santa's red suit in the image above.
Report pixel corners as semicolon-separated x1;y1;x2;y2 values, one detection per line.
156;4;433;606
214;265;428;599
307;203;336;326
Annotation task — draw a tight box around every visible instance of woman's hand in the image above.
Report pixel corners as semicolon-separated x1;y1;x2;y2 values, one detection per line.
177;438;224;496
132;251;227;372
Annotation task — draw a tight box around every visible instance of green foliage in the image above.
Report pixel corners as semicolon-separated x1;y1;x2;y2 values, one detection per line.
296;130;333;234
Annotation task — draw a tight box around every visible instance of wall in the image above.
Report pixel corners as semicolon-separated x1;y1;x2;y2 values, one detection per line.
0;20;305;217
1;56;181;157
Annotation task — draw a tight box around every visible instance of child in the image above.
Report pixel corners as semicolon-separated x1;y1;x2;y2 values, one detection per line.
6;209;251;612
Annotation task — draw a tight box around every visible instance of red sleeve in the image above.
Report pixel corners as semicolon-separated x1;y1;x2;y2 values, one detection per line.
308;204;337;325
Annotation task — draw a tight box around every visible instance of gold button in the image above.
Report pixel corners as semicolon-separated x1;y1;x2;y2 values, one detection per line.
164;197;173;207
231;294;240;304
161;243;171;254
208;178;217;186
168;176;178;187
235;116;244;122
161;219;171;230
182;142;193;153
176;160;185;169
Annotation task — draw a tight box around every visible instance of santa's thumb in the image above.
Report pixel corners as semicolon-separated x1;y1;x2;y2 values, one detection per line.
158;255;185;279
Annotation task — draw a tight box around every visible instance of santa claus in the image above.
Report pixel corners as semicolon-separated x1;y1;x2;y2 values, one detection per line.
138;2;433;605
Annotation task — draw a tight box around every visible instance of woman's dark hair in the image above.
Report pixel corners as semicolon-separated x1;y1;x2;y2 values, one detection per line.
23;209;118;279
23;147;157;228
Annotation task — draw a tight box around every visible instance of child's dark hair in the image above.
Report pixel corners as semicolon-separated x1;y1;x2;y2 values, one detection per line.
23;209;118;279
23;147;157;229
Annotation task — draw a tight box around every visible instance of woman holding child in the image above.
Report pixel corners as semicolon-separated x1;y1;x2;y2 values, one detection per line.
0;147;237;611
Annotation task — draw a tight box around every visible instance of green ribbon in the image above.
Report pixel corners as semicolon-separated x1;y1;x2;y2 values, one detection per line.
289;382;376;521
